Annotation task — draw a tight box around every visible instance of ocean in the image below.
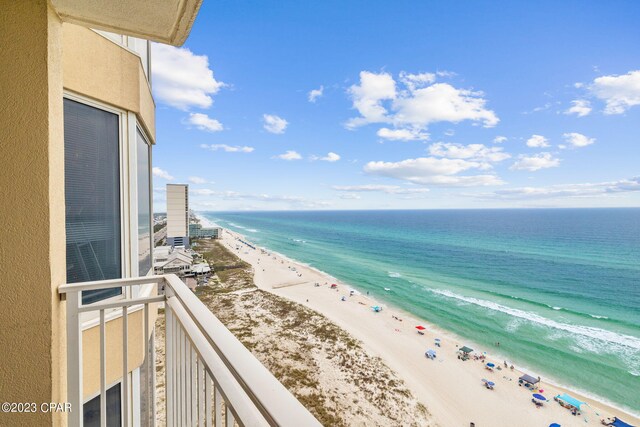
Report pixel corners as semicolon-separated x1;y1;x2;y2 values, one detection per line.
201;209;640;414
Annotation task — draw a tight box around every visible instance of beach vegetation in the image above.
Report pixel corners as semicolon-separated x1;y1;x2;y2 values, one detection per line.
185;237;435;426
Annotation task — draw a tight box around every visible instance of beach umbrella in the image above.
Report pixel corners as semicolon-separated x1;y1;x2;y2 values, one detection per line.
415;325;426;331
486;362;495;368
532;393;547;401
434;338;441;341
487;381;495;387
425;349;436;358
549;424;560;427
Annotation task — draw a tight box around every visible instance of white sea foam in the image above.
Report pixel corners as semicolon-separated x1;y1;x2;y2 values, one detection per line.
505;318;523;332
388;272;402;278
194;213;219;228
430;288;640;379
429;288;640;351
590;314;609;319
246;229;259;233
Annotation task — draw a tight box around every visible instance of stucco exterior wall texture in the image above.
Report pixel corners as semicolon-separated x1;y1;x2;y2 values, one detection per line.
0;3;157;425
0;1;67;425
63;24;156;142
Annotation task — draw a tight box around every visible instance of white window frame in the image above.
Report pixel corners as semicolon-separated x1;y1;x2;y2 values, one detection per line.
63;91;154;326
129;116;156;299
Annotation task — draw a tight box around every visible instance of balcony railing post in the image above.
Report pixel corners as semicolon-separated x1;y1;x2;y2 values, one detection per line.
166;306;174;427
100;310;107;427
66;291;83;427
122;305;129;427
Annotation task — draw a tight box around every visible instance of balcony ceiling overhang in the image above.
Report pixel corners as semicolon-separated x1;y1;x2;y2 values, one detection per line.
51;0;202;46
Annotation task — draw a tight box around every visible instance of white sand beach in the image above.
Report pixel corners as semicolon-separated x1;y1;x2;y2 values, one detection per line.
219;228;639;427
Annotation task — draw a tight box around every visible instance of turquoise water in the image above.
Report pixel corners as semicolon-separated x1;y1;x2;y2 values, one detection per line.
202;209;640;414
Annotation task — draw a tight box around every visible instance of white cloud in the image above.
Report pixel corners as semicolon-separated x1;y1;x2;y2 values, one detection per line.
493;136;507;144
526;134;550;148
399;72;436;91
185;113;224;132
510;153;560;171
333;184;430;194
471;177;640;200
377;127;429;141
346;71;498;135
191;190;331;209
275;150;302;161
263;114;289;134
562;132;595;148
590;70;640;114
200;144;254;153
308;86;324;103
428;142;510;163
321;152;341;162
393;83;499;128
339;193;362;200
188;176;207;184
151;44;224;110
346;71;397;128
191;188;218;196
152;167;174;180
564;100;592;117
364;157;503;186
309;152;341;162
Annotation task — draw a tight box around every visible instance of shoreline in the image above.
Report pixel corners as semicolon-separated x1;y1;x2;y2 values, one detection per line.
219;226;639;423
203;219;639;425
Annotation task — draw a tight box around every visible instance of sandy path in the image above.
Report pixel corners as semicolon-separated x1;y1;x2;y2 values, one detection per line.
220;229;639;427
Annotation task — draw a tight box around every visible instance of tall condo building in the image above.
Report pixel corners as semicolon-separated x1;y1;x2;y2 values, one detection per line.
166;184;189;247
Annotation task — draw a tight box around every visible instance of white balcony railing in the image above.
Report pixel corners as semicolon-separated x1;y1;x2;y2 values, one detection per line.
59;274;321;427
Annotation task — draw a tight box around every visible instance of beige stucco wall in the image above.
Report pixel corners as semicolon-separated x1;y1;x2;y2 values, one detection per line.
0;1;67;425
83;308;139;400
82;297;158;400
0;3;159;425
62;24;156;142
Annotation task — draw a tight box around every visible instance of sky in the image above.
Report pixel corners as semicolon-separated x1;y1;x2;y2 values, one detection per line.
151;0;640;211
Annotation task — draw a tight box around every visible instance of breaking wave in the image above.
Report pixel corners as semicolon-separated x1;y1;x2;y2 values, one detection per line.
429;288;640;352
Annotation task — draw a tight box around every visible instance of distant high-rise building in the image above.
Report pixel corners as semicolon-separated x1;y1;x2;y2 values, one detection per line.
166;184;189;247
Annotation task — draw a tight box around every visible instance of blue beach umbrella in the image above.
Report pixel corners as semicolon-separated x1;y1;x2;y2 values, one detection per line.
487;381;495;387
486;362;495;368
533;393;547;401
549;424;561;427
